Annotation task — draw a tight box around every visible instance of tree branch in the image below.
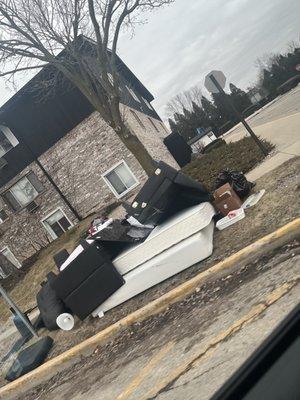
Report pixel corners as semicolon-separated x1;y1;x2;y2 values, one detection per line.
0;63;48;77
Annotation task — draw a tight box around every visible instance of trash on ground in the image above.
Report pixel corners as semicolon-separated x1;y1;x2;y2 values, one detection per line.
36;272;67;331
215;169;255;199
5;336;53;382
216;208;245;230
213;183;243;216
242;190;266;209
56;313;75;331
32;161;215;323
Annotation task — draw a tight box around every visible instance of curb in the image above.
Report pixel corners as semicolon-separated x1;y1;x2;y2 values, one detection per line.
1;218;299;399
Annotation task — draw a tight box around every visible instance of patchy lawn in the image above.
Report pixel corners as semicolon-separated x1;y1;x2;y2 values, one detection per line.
0;214;95;323
0;201;124;324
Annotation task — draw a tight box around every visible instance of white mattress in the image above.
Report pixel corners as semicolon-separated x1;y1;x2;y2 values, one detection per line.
113;202;215;275
92;220;214;317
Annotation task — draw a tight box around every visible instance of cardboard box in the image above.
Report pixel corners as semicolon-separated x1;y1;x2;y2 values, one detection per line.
213;183;242;216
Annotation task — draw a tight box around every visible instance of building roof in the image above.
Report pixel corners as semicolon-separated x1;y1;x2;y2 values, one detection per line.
0;36;159;188
0;36;154;118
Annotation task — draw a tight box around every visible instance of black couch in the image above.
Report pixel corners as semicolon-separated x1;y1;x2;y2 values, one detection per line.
127;161;211;225
51;242;124;320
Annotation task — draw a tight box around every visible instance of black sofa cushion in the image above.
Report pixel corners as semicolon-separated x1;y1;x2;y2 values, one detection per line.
64;262;125;320
53;249;69;270
128;161;210;225
51;242;110;301
36;272;66;331
131;179;178;225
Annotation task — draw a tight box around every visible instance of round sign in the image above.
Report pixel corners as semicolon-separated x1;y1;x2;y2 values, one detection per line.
204;70;226;93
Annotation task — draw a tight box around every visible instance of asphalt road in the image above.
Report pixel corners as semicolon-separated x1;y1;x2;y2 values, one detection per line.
23;242;300;400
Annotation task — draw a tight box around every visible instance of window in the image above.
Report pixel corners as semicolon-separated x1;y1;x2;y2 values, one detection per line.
107;73;114;85
0;125;19;157
130;109;145;129
103;161;138;198
1;247;21;268
42;208;72;240
126;85;140;103
2;172;43;211
143;97;152;109
148;117;159;132
0;209;8;223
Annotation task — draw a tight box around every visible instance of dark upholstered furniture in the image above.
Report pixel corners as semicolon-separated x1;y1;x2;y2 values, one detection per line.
127;161;210;225
51;242;124;320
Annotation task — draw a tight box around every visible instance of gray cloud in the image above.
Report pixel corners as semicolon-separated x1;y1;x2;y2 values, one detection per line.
0;0;299;121
119;0;300;119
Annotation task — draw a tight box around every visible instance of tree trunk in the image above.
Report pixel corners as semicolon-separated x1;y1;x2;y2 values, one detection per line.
67;75;156;176
91;99;156;176
117;126;156;176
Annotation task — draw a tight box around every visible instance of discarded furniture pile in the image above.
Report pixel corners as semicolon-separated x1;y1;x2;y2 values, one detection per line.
39;161;214;323
2;162;264;381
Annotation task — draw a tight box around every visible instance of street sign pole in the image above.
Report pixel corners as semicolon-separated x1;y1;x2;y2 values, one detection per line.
208;74;269;156
0;284;38;338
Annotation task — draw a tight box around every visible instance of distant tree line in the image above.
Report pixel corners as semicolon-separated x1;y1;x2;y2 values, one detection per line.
167;41;300;142
257;43;300;95
167;83;251;141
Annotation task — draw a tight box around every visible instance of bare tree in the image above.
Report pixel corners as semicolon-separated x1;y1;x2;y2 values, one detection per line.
0;0;174;175
165;84;202;117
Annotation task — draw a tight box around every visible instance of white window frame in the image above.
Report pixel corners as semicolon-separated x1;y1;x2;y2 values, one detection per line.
0;125;19;158
1;246;21;268
41;207;73;240
3;172;43;210
107;73;114;85
102;160;139;199
0;209;8;224
126;85;140;103
143;97;153;109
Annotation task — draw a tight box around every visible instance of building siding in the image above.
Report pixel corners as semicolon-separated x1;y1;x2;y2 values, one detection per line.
0;162;78;262
0;106;177;263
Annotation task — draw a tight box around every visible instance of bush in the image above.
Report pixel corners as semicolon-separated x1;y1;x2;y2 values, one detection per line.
182;137;274;191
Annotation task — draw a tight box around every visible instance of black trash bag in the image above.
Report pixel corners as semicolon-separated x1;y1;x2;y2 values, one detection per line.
215;169;255;199
6;336;53;381
36;272;67;331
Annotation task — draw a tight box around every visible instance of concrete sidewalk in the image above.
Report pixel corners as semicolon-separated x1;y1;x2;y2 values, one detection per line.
225;111;300;181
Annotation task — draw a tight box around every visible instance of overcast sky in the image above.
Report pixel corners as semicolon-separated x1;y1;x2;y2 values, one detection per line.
0;0;299;120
